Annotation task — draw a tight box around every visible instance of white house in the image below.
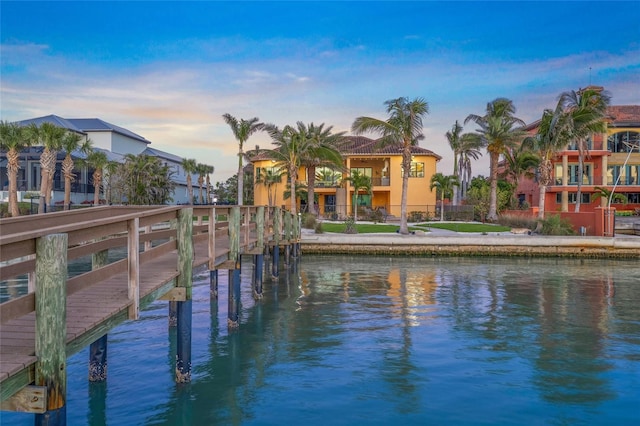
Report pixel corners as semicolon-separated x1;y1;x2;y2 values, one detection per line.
1;115;205;206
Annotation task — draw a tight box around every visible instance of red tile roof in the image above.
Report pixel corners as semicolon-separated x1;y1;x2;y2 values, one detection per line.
249;136;442;161
607;105;640;127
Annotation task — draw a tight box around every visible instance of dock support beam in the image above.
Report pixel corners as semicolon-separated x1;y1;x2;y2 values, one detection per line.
227;207;241;328
228;268;241;328
210;270;218;298
253;206;265;299
271;207;281;279
89;249;109;382
35;233;68;426
168;301;177;327
175;208;193;383
253;254;264;299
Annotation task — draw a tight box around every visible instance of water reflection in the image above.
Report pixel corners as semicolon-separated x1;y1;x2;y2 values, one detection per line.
4;255;639;425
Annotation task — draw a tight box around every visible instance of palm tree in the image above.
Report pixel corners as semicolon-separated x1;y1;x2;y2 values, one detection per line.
344;169;372;223
120;154;175;205
352;97;430;234
35;122;67;213
83;149;110;206
430;173;460;221
264;123;308;215
181;158;197;204
465;98;526;221
558;87;611;212
204;164;215;204
592;186;627;205
522;103;572;219
500;145;540;208
0;121;35;217
301;122;345;215
60;132;93;210
255;167;283;206
446;121;463;205
222;114;264;206
195;163;211;204
457;133;483;201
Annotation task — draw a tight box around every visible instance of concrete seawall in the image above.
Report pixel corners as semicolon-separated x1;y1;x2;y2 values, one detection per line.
300;233;640;258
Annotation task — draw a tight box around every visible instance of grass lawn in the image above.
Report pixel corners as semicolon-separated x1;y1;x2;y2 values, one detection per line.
319;222;510;234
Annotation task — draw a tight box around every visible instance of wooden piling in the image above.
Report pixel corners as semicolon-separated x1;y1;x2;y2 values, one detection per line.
210;270;218;298
253;206;265;299
271;207;281;278
34;233;68;425
127;218;140;320
175;208;193;383
228;207;241;328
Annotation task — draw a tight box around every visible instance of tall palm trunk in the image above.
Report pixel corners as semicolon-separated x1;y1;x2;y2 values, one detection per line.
186;175;193;204
307;165;316;215
537;159;553;219
7;148;20;217
237;150;244;206
289;168;297;215
93;169;103;206
487;151;500;221
399;148;411;234
38;147;55;213
62;154;75;210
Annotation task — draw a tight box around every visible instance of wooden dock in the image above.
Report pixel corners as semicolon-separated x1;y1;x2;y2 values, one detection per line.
0;205;299;418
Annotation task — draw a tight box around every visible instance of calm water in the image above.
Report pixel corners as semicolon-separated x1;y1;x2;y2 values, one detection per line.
2;255;640;425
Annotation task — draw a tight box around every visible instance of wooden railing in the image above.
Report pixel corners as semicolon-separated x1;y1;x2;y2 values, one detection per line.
0;205;300;322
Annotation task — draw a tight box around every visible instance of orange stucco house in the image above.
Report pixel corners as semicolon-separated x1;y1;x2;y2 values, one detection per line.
250;136;442;220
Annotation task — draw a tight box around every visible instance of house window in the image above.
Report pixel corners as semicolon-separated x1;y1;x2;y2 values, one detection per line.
255;166;281;183
607;165;640;185
403;162;424;178
557;192;591;204
316;166;342;187
350;167;372;178
624;193;640;203
568;164;592;185
554;164;564;185
607;131;639;153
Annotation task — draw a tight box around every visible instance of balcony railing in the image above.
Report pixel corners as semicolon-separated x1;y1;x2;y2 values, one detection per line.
552;176;604;186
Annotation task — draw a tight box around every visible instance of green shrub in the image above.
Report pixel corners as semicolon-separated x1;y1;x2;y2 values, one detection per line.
314;221;324;234
537;215;575;236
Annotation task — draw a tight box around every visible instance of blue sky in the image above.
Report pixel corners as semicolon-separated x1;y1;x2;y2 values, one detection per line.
2;1;639;181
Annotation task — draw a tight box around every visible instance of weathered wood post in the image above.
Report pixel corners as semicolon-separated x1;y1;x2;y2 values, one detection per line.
208;207;218;298
168;218;178;326
271;207;281;279
283;210;292;266
127;217;140;320
175;208;193;383
35;233;68;426
253;206;265;299
228;206;241;328
89;248;109;382
293;212;301;258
